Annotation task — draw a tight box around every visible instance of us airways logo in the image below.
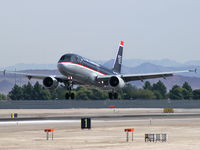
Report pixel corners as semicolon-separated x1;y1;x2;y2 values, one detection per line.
118;55;122;64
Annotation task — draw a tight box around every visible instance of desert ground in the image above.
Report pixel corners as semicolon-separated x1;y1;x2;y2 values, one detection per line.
0;108;200;150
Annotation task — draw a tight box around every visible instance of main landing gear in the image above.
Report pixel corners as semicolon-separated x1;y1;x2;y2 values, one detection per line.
65;89;75;99
108;92;118;99
65;76;75;100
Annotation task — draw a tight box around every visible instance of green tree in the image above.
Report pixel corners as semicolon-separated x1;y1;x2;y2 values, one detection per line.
182;82;193;99
138;89;155;99
182;88;192;100
192;89;200;100
182;82;192;92
22;82;34;100
169;85;184;100
33;82;43;100
76;86;90;100
50;90;58;100
0;93;7;100
90;89;107;100
54;87;66;99
153;90;163;99
121;84;140;99
33;82;51;100
75;86;108;100
40;90;51;100
152;81;167;99
143;81;152;90
8;84;23;100
121;84;134;99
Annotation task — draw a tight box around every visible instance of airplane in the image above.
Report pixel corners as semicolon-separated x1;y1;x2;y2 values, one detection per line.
3;41;196;99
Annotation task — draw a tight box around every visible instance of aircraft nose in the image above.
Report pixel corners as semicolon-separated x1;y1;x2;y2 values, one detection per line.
57;63;64;71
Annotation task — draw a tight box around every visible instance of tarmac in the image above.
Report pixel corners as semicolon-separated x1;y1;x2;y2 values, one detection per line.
0;108;200;150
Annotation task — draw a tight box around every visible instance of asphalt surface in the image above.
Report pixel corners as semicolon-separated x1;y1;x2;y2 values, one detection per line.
1;113;200;122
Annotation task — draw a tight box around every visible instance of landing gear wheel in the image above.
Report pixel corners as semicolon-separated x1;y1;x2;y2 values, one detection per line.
114;93;118;99
64;76;75;100
65;93;70;99
71;93;75;99
108;92;119;100
109;92;113;99
65;92;75;100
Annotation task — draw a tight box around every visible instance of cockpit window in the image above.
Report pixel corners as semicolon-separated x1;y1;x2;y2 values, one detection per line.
59;54;83;63
65;55;71;62
71;55;76;62
59;55;71;62
60;56;65;61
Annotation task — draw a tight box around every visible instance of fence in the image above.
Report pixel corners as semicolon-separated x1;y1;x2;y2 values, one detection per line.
0;100;200;109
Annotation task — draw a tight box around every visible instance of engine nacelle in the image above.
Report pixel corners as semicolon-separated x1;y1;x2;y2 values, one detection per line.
43;77;59;90
109;76;125;88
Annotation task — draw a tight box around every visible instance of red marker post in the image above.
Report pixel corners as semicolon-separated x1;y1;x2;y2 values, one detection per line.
44;129;54;140
109;105;116;112
124;128;135;142
109;105;116;108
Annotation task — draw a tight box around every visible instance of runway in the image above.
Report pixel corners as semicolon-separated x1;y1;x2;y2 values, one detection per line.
1;117;200;126
1;108;200;150
1;111;200;122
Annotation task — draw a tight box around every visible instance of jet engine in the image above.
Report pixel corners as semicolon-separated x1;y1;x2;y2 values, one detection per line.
109;76;125;88
43;77;59;90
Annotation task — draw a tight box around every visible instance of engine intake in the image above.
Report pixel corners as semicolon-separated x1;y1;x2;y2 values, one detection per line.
43;77;58;90
109;76;125;88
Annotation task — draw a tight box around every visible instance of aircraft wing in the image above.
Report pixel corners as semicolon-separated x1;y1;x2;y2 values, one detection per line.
97;69;196;82
3;70;50;79
2;70;80;84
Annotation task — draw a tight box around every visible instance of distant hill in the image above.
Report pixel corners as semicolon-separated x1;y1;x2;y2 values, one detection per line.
0;70;60;94
0;58;199;94
0;63;57;70
123;58;183;67
1;58;200;70
103;60;199;77
102;58;200;68
0;69;199;94
131;75;200;91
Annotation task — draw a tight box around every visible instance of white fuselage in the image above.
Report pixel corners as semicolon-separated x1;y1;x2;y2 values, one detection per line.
57;62;107;88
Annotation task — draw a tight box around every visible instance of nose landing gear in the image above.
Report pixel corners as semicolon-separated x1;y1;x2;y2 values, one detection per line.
108;92;118;99
65;76;75;100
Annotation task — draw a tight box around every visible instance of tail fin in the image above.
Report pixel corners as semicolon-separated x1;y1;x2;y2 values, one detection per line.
112;41;124;73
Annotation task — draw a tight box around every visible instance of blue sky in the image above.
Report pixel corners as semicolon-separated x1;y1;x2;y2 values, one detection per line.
0;0;200;66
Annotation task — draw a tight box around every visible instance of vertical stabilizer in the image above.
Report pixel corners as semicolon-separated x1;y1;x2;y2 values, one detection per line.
112;41;124;73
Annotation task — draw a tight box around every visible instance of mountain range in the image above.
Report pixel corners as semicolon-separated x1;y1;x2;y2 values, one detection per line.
0;58;199;94
1;58;200;70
